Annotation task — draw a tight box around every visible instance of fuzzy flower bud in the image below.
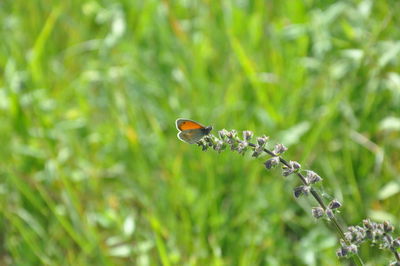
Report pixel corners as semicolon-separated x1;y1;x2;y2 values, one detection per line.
282;166;294;176
264;157;279;169
218;129;228;139
383;221;394;233
344;231;353;242
290;161;301;170
392;237;400;249
197;140;208;151
363;219;373;230
325;208;335;219
243;130;253;141
345;226;366;244
347;244;358;254
273;143;287;155
213;140;225;153
257;135;269;146
282;161;300;176
328;199;342;210
312;207;324;219
252;149;262;158
228;130;237;138
336;247;348;258
293;185;310;198
252;136;269;158
203;135;214;147
237;141;248;154
337;240;358;258
305;170;322;184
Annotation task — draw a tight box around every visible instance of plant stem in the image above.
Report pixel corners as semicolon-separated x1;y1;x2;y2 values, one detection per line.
384;235;400;262
247;142;364;266
395;251;400;262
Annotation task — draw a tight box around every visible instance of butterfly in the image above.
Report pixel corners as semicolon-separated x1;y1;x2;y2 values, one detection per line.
176;118;213;144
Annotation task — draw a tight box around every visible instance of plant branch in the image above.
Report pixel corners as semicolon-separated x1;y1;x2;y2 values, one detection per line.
247;142;364;266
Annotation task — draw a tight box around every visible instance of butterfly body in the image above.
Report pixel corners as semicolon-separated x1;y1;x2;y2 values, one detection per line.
176;118;212;144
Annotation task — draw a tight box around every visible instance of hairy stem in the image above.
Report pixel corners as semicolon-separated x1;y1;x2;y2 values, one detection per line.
247;142;364;266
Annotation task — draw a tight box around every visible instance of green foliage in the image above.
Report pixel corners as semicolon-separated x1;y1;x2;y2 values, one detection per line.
1;0;400;265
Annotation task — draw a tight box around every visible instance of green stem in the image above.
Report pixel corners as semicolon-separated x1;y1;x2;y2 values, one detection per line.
247;142;364;265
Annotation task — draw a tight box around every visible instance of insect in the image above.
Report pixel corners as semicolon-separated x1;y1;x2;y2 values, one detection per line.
176;118;213;144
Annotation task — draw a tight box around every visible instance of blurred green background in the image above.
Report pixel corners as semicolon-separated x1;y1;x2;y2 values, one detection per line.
1;0;400;265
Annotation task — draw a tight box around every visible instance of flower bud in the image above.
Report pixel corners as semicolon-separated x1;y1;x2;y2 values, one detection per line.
312;207;324;219
282;166;294;176
257;135;269;146
383;221;394;233
273;143;287;155
237;141;248;154
293;185;310;198
243;130;253;141
305;170;322;184
264;157;279;169
290;161;301;170
218;129;228;139
392;237;400;249
325;208;334;219
328;199;342;210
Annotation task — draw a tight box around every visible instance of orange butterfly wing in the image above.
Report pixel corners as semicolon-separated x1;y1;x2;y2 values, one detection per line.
176;119;204;131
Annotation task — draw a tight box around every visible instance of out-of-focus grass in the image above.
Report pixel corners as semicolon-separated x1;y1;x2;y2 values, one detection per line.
1;0;400;265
